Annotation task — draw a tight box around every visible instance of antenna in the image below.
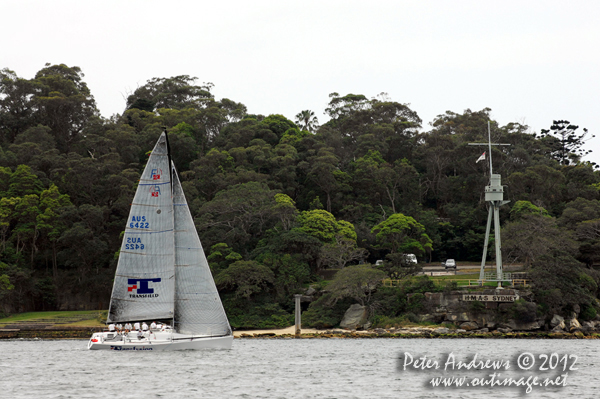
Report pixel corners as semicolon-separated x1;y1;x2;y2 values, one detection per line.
468;122;511;288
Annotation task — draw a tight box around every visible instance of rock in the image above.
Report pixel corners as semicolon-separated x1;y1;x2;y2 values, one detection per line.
305;286;316;296
507;320;542;331
573;304;581;314
455;329;466;333
551;325;564;332
363;322;372;330
550;314;564;328
339;304;368;329
446;313;469;322
433;327;450;334
459;321;479;331
486;321;497;329
497;328;512;333
477;328;489;333
419;313;445;323
581;322;594;333
567;318;581;330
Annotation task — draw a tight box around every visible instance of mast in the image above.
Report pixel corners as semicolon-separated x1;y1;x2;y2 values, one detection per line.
469;122;511;288
164;127;176;334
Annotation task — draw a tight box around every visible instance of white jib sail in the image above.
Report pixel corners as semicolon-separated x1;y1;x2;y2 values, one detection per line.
107;132;175;323
172;164;231;336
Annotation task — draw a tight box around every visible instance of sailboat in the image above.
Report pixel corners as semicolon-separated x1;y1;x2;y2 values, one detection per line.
88;132;233;350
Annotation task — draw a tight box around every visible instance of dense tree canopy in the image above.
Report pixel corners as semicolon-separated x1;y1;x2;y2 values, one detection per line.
0;63;599;325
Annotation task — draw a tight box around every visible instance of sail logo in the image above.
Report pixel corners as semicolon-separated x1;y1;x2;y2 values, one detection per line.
128;278;161;298
150;185;161;197
151;168;162;180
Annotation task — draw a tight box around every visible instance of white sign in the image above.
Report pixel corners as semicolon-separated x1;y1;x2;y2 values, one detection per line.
462;294;518;302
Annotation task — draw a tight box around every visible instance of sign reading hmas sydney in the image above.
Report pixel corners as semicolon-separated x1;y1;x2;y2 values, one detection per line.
462;294;518;302
128;278;161;298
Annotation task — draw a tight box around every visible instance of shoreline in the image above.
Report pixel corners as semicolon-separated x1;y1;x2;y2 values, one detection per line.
2;325;598;340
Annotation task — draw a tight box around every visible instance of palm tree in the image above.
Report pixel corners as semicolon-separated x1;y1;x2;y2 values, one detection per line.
295;110;319;133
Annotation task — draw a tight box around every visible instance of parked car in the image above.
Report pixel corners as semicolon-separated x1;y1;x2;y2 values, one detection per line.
444;259;456;269
405;254;417;264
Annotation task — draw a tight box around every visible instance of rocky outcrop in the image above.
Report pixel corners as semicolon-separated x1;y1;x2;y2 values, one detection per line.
340;304;368;329
416;289;550;332
459;321;479;331
550;315;565;329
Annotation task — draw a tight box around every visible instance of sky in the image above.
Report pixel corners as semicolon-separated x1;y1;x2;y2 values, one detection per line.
3;0;600;163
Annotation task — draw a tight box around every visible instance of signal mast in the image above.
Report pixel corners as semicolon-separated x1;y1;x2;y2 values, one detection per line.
468;122;511;288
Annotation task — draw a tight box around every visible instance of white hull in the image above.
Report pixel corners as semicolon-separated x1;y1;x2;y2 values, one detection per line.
88;331;233;351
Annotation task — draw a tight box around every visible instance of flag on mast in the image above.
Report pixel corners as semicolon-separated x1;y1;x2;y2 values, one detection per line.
476;152;486;163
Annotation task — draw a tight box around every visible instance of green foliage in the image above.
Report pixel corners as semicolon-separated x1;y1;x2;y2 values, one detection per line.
510;200;550;220
371;213;433;255
297;209;357;243
301;293;353;329
215;260;275;299
0;64;598;321
509;299;538;323
469;300;486;313
529;250;597;317
226;301;293;329
326;264;387;306
579;304;597;321
406;293;425;313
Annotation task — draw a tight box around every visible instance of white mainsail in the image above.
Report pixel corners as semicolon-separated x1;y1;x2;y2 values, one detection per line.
107;133;175;323
172;165;231;336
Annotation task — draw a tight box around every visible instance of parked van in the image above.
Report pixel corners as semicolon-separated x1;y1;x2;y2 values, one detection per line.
405;254;417;264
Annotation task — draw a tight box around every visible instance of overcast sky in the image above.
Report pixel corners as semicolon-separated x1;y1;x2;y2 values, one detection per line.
3;0;600;163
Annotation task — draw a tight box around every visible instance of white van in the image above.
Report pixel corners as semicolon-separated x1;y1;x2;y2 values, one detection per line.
405;254;417;264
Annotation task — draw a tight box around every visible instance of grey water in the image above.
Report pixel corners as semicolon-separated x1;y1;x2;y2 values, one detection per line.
1;338;599;398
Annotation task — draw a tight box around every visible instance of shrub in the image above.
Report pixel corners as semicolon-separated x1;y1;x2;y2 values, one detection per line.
580;304;597;321
469;300;486;313
407;293;425;313
509;299;537;323
302;294;353;329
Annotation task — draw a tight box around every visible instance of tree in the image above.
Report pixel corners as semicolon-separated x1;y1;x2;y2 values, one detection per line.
326;264;387;306
0;68;38;144
297;209;356;243
32;64;98;153
378;253;422;279
126;76;214;111
371;213;433;256
319;234;368;269
502;214;577;266
509;200;549;220
215;260;275;299
197;182;279;252
540;120;594;165
529;250;597;316
295;110;319;133
306;148;346;213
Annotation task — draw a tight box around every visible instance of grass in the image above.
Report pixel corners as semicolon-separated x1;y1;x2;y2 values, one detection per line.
0;310;106;328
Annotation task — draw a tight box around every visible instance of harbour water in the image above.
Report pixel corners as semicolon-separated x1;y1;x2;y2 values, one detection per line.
1;338;599;398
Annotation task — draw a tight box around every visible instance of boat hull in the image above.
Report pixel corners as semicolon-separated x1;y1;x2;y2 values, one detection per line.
88;331;233;351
